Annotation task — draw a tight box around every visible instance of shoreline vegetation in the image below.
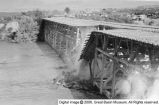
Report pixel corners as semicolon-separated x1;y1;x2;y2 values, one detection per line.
0;5;159;42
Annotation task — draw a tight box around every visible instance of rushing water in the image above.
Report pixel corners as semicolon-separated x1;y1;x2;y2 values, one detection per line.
0;41;74;105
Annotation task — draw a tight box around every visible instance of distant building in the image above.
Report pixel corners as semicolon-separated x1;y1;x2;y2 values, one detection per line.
132;14;147;21
139;15;147;20
132;14;150;25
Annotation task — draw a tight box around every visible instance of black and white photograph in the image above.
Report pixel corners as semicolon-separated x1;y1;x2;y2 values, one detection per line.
0;0;159;104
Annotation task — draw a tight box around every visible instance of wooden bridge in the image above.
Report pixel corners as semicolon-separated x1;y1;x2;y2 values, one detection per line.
39;16;159;99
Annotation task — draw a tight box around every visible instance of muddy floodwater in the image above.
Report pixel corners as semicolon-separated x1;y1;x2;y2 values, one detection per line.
0;41;75;105
0;41;104;105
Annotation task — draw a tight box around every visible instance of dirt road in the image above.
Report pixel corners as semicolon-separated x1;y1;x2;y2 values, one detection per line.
0;41;74;105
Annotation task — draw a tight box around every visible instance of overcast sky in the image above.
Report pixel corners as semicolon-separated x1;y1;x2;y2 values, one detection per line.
0;0;159;12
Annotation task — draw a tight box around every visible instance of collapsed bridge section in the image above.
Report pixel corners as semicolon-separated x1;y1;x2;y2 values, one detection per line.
38;16;159;65
39;17;159;98
80;29;159;98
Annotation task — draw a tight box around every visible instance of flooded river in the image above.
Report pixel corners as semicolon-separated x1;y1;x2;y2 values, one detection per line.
0;41;105;105
0;41;74;105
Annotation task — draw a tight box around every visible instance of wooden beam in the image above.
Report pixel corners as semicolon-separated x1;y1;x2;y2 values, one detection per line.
65;39;68;55
100;35;106;94
111;38;118;98
129;43;139;63
112;60;117;98
96;48;129;66
89;60;93;81
76;28;80;46
92;34;98;85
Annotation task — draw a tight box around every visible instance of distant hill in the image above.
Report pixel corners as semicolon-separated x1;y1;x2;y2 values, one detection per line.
0;12;21;18
132;5;159;19
137;5;159;9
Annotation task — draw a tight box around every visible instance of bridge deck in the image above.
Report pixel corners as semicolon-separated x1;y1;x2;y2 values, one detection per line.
97;29;159;46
